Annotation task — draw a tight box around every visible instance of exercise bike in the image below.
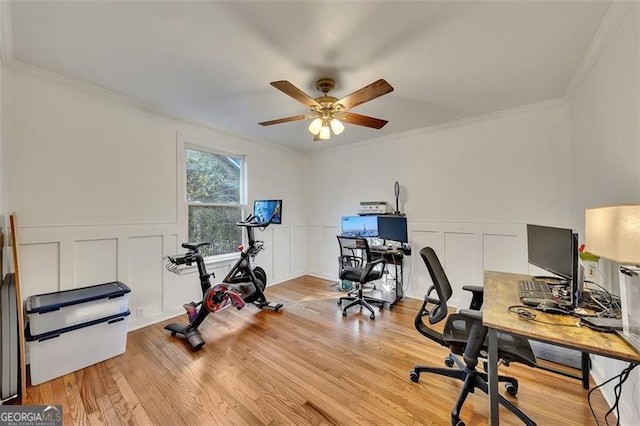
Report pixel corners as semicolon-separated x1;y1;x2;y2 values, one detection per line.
164;212;283;350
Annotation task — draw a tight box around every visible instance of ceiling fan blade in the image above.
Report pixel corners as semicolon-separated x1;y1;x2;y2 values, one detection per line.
335;79;394;110
259;114;309;126
270;81;321;108
340;112;388;129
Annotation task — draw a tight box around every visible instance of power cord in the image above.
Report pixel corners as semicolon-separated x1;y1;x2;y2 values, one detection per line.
588;362;638;425
584;280;622;317
507;305;582;327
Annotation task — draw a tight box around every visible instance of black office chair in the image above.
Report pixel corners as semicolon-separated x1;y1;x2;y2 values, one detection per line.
410;247;537;426
336;235;386;320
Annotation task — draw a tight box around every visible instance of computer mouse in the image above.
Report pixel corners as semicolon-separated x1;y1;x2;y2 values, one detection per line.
535;302;569;315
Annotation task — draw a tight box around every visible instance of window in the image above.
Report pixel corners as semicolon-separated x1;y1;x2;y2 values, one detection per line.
186;146;244;257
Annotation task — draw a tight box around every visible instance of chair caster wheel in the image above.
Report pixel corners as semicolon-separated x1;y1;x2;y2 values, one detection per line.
337;300;342;306
369;314;375;320
444;356;455;368
452;416;465;426
409;371;420;383
342;311;347;317
171;332;177;336
505;383;518;396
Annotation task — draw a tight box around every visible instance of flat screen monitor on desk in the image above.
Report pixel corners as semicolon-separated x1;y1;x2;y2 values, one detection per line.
341;215;378;237
378;216;408;243
526;224;580;309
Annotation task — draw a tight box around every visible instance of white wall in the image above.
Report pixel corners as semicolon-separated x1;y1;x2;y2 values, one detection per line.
3;68;309;330
307;101;570;305
568;4;640;424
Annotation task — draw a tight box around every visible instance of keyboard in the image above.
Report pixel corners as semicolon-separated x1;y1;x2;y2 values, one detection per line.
518;279;554;306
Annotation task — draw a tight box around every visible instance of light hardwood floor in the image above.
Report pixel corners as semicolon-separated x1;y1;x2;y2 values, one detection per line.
22;275;613;425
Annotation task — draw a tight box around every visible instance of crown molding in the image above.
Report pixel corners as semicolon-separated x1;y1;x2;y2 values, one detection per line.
313;97;566;155
563;0;634;101
5;59;300;154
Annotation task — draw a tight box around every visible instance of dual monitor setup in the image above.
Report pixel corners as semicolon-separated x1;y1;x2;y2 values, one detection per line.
340;215;408;245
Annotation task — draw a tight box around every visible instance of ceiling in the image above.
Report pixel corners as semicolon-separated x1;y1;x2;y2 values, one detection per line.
7;1;611;151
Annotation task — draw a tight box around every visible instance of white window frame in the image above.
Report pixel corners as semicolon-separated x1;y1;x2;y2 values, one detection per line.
183;142;246;261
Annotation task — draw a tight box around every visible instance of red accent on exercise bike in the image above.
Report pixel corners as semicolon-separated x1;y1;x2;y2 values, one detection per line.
203;284;246;312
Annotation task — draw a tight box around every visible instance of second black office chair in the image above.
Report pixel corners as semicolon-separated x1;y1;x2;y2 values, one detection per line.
336;236;386;320
410;247;537;426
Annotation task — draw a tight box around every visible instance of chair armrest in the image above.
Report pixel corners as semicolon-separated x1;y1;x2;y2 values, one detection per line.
462;285;484;311
360;258;386;282
457;309;483;322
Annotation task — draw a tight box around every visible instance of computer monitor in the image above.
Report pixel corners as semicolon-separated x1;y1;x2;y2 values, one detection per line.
526;224;580;309
377;216;408;243
253;199;282;224
341;215;378;237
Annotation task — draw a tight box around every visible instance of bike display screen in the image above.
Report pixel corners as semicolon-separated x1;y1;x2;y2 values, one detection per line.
253;199;282;224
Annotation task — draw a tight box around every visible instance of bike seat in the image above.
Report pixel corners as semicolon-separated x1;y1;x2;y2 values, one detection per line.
181;242;210;252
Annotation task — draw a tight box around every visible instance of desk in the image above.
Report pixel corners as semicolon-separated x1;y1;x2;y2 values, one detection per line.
483;271;640;425
369;247;404;306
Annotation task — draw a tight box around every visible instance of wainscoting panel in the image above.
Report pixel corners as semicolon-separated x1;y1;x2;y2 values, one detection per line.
19;242;60;299
444;232;479;307
129;236;164;319
321;226;339;281
290;226;307;277
306;226;323;276
74;238;118;287
483;233;526;274
408;230;442;299
405;222;528;307
273;227;291;282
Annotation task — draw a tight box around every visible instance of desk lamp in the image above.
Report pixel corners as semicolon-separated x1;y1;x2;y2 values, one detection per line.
585;204;640;351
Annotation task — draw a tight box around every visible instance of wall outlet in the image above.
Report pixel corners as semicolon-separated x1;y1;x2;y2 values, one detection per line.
135;307;145;319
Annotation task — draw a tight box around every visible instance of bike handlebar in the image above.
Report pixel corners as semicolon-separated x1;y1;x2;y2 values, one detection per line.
236;212;276;228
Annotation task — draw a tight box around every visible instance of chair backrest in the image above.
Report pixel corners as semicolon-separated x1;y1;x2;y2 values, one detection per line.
337;235;371;263
337;235;385;283
420;247;453;324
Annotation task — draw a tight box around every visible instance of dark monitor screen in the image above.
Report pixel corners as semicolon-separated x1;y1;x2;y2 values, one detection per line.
527;224;580;309
253;199;282;224
526;224;573;280
377;216;408;243
341;215;378;237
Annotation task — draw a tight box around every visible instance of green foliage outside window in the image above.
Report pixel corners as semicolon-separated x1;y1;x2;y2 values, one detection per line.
186;148;243;257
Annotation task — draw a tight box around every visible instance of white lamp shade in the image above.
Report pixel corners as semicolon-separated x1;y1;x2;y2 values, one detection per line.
308;118;322;135
319;125;331;140
585;204;640;264
330;118;345;135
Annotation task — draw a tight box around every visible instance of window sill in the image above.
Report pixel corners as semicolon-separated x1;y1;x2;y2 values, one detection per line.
204;252;241;266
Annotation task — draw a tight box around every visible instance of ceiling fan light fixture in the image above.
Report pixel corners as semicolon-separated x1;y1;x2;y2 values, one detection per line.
308;117;322;135
330;118;345;135
319;125;331;140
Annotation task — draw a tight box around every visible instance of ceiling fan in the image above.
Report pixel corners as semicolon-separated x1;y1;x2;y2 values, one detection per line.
259;78;394;141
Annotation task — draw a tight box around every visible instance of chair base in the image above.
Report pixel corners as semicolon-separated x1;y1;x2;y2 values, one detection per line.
410;356;535;426
338;295;385;320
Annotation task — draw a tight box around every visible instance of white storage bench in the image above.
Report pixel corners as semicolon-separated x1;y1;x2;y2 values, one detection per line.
24;282;131;385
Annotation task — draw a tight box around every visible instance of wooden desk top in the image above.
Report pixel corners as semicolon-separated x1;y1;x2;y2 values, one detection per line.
483;270;640;363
